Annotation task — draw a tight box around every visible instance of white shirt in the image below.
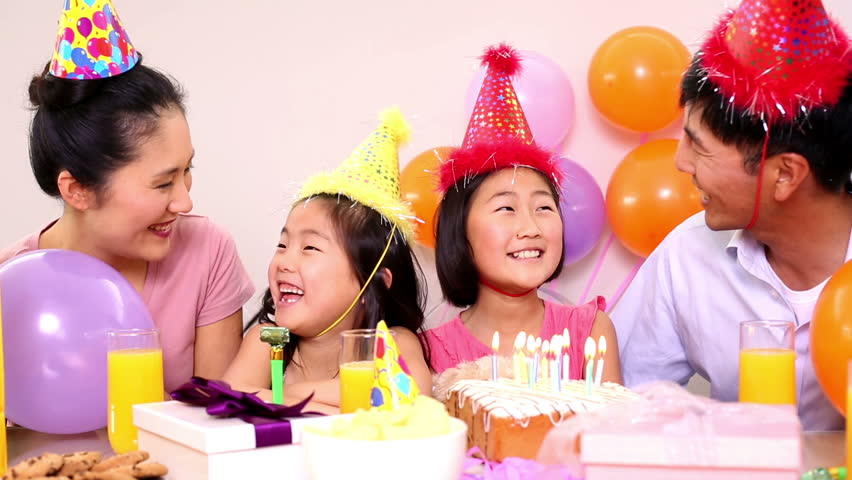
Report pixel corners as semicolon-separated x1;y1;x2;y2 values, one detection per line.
612;211;846;431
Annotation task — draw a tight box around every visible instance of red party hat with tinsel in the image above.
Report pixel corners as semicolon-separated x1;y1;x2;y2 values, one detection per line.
438;44;562;192
698;0;851;124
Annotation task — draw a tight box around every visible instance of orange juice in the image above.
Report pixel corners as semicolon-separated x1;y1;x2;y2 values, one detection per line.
739;348;796;405
108;348;164;453
340;360;375;413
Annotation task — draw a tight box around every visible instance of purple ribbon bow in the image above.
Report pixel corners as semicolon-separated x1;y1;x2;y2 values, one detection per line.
170;376;322;448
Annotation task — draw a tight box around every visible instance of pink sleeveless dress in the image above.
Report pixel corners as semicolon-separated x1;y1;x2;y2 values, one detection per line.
422;297;605;377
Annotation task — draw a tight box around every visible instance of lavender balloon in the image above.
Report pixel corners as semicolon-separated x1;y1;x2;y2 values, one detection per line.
558;158;606;265
0;250;154;434
465;50;575;151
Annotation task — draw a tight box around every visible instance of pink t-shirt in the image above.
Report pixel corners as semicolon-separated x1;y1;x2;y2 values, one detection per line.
0;214;255;391
422;297;605;377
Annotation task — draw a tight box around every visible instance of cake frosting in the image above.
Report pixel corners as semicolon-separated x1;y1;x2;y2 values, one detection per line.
446;379;638;432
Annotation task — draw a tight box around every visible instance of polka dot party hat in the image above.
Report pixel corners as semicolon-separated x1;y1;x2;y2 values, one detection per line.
698;0;851;124
49;0;139;79
370;320;420;411
297;107;417;241
438;43;562;193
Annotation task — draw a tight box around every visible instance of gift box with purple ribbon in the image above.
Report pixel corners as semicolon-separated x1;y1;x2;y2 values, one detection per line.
133;377;334;480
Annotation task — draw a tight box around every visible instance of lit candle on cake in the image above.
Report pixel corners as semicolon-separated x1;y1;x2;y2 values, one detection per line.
562;329;571;382
584;337;596;396
513;331;526;383
541;339;550;384
491;331;499;382
526;334;536;389
594;336;606;388
533;337;542;385
550;336;561;392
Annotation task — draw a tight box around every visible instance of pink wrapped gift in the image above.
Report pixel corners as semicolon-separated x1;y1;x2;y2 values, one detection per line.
537;382;802;480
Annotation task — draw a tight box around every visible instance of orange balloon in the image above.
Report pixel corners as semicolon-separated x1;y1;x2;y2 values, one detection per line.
811;260;852;417
606;139;703;257
589;26;691;133
400;147;450;248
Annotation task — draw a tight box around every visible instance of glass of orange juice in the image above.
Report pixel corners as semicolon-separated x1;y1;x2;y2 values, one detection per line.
107;328;164;453
339;329;395;413
739;320;796;405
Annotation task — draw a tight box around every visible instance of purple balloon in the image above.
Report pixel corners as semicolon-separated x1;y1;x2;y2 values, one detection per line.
0;250;154;434
465;50;575;152
557;157;606;265
77;17;93;38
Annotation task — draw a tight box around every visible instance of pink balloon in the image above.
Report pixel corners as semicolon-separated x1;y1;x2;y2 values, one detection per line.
87;39;102;58
62;27;75;44
93;11;108;30
465;50;574;152
0;250;154;434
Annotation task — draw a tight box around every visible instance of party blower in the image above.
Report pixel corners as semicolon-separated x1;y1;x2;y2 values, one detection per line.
260;327;290;405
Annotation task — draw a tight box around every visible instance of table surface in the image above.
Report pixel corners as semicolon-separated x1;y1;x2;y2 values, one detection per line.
6;428;846;473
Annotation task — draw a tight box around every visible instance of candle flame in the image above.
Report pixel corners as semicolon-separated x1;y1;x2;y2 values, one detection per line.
584;337;596;359
551;335;562;354
563;328;571;348
598;336;607;355
526;334;536;354
541;339;550;358
492;331;500;351
534;336;542;349
514;331;526;350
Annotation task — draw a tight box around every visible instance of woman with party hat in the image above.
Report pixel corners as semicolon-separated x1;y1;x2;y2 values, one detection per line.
613;0;852;430
224;108;432;412
423;44;622;384
0;1;254;392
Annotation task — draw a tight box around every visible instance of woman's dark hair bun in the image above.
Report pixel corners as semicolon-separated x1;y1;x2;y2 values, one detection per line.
28;62;106;110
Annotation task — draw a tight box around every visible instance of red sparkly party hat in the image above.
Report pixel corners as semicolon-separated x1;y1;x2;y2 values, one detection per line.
438;44;562;192
699;0;851;123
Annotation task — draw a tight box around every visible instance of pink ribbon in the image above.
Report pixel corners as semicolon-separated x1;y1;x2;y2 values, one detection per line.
460;447;580;480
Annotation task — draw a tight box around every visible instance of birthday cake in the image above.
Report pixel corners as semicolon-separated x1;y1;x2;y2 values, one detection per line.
444;378;637;461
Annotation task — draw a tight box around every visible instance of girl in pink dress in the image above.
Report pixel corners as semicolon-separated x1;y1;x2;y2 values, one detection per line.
423;44;621;383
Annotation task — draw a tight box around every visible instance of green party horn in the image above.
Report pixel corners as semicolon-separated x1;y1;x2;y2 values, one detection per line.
260;326;290;405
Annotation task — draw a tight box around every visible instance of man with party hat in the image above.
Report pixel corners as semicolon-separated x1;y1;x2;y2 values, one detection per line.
613;0;852;430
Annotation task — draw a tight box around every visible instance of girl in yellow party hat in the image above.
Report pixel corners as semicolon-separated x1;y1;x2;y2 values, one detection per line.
223;108;432;413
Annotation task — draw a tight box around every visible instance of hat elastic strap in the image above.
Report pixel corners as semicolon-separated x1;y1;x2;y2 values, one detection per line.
746;126;772;230
313;224;398;338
